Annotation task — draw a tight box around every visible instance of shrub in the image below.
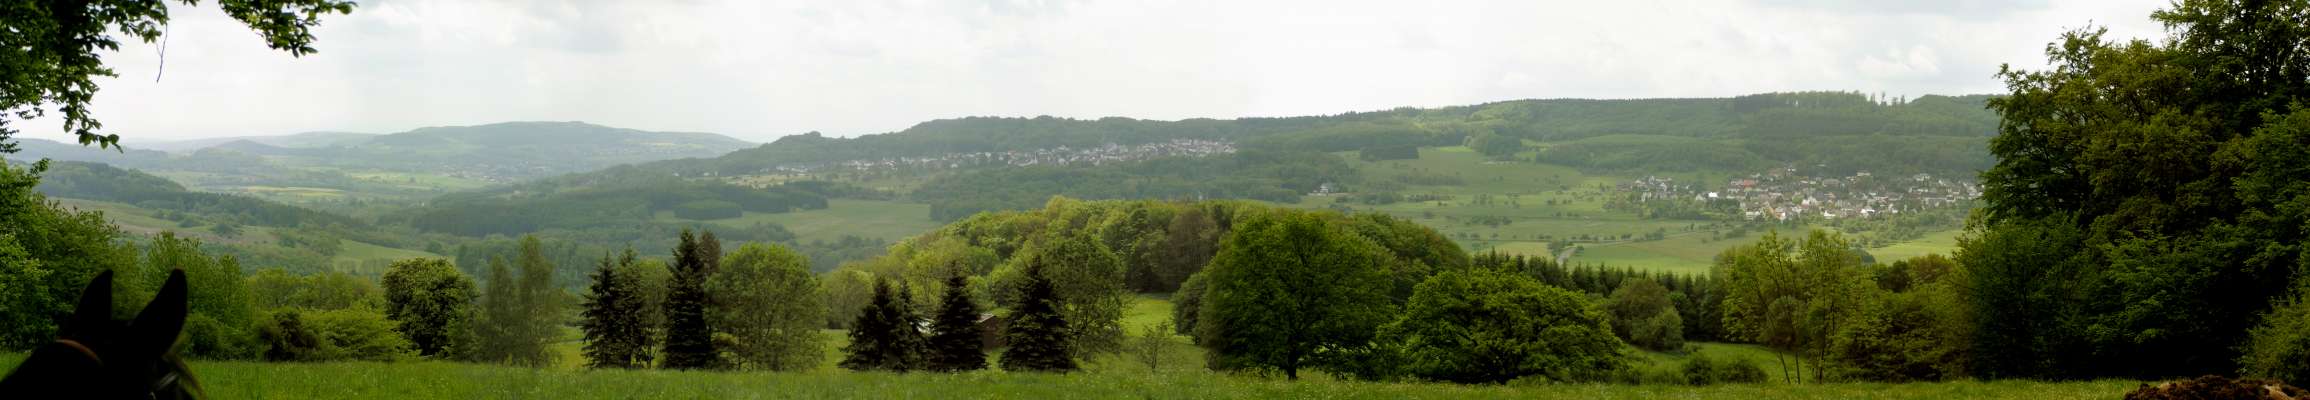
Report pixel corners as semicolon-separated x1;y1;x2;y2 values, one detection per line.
304;307;415;362
1682;349;1769;385
2240;283;2310;383
182;313;261;360
1382;270;1629;384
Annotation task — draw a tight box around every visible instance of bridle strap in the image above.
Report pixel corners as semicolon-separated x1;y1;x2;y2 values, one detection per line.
53;339;101;366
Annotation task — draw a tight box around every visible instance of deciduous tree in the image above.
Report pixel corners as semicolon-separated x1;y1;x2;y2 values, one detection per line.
707;243;825;371
381;258;472;358
1196;212;1392;379
1381;270;1628;384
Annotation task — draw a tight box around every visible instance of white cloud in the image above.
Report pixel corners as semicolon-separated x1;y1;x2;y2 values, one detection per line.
9;0;2173;143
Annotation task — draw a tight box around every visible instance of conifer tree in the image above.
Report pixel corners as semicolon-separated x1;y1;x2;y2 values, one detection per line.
1002;263;1077;372
893;281;930;368
661;229;721;369
841;279;924;372
582;252;650;368
926;273;987;372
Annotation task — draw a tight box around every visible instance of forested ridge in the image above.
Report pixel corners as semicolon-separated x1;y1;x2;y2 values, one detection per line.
10;0;2310;396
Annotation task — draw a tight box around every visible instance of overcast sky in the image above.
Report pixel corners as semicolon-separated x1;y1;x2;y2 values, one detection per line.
12;0;2174;143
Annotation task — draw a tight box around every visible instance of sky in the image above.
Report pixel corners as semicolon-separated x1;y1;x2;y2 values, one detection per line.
12;0;2174;143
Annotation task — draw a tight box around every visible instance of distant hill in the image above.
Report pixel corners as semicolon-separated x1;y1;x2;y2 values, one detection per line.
198;121;756;182
140;131;379;152
7;137;178;168
11;121;756;186
637;92;1997;178
373;91;2003;230
32;161;362;229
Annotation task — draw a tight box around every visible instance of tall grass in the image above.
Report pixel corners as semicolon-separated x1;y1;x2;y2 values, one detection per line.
0;351;2135;399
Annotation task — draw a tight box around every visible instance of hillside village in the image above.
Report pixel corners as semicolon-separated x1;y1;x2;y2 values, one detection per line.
1619;167;1980;222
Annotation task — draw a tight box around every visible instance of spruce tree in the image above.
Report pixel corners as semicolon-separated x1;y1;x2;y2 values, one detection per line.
840;279;922;372
582;252;650;368
1002;263;1077;372
926;273;988;372
661;229;721;369
893;281;930;369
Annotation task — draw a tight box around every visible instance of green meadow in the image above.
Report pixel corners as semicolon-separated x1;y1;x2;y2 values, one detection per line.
0;295;2132;399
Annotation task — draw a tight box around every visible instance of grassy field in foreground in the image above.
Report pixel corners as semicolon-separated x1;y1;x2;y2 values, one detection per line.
0;351;2138;400
0;292;2137;399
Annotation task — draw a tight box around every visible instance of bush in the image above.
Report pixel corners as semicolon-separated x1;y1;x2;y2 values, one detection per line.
304;307;415;362
1682;349;1769;385
1607;279;1684;351
259;311;327;362
258;308;413;362
2240;284;2310;383
1382;270;1629;384
672;200;743;220
182;313;261;360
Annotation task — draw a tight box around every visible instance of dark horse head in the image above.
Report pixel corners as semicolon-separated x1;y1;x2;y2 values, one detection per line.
0;269;204;399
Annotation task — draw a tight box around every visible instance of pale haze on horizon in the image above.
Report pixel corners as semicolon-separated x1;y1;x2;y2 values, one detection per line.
8;0;2171;143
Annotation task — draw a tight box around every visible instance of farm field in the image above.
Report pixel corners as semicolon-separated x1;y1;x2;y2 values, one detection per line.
1294;147;1970;274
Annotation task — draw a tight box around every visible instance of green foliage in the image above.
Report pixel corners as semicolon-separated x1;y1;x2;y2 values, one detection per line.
141;232;260;360
1715;230;1871;383
1197;211;1394;379
1132;321;1175;373
1831;281;1971;382
1170;271;1208;338
0;353;2156;398
462;237;561;367
1001;264;1078;373
407;171;825;237
925;274;988;373
2240;280;2310;383
248;268;381;311
0;0;353;150
1540;135;1770;173
1465;131;1524;160
1967;0;2310;378
841;279;928;372
995;233;1128;355
1608;279;1684;351
0;161;138;351
33;161;362;228
1680;349;1770;385
1381;270;1630;384
303;307;416;362
707;243;825;371
380;258;474;358
1356;145;1419;161
1474;253;1728;343
914;149;1353;221
256;308;413;362
581;251;653;369
672;200;743;220
259;310;326;362
661;229;721;369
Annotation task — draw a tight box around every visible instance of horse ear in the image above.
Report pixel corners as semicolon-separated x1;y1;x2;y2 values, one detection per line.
61;270;116;337
127;269;189;358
